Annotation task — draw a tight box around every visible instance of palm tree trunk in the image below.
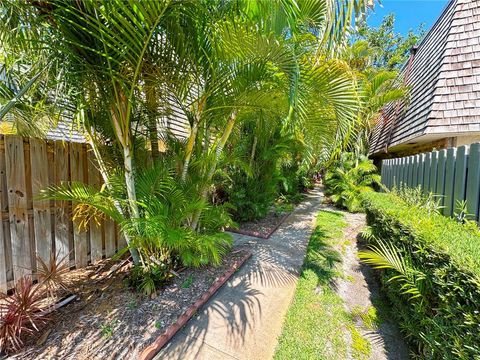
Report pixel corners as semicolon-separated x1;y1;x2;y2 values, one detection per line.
250;136;257;167
88;130;141;265
191;111;237;230
182;97;206;181
181;121;198;182
145;78;159;161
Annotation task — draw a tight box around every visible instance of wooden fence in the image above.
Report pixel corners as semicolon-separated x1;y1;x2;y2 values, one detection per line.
0;135;125;293
381;143;480;221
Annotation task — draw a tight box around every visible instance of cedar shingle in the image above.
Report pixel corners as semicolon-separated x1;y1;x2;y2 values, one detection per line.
370;0;480;155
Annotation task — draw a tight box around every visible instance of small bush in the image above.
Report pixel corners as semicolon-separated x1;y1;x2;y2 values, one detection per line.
324;153;380;212
361;191;480;359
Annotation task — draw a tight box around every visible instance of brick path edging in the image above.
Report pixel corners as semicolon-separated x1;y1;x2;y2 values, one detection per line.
227;212;291;239
138;251;252;360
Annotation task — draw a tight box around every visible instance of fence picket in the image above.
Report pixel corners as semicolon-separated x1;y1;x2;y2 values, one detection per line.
70;143;88;268
105;219;116;257
412;155;419;187
5;136;31;281
466;143;480;220
423;153;431;193
418;154;426;189
54;141;71;266
429;151;438;192
87;152;103;263
29;138;52;267
444;148;457;216
453;145;468;212
437;149;447;208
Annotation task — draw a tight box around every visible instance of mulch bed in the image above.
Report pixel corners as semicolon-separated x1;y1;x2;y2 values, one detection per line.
229;210;291;239
9;248;250;360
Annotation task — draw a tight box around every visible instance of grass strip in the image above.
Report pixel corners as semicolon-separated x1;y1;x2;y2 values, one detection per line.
274;210;370;360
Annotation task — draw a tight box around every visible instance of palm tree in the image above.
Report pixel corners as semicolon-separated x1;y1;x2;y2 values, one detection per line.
2;0;372;266
324;152;381;212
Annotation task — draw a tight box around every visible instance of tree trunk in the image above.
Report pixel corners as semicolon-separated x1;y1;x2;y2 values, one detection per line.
88;130;141;265
181;121;198;182
250;136;257;168
145;79;159;161
190;111;237;230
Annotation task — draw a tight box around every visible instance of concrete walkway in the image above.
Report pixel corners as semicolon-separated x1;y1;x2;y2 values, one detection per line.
154;189;323;360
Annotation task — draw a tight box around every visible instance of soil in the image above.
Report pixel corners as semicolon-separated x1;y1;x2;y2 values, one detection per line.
331;208;410;360
230;210;290;238
8;248;250;360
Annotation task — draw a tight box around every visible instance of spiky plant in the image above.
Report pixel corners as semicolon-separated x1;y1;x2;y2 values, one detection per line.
0;277;46;353
36;252;71;299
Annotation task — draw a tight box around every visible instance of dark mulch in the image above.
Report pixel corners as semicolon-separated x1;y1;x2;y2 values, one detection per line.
229;210;291;239
9;247;249;360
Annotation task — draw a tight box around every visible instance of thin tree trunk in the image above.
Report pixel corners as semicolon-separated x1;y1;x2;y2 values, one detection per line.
87;131;141;265
145;78;159;161
181;121;198;182
250;136;257;168
123;143;140;219
182;97;206;182
190;111;237;230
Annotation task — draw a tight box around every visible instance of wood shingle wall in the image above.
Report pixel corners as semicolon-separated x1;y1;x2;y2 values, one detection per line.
370;0;480;155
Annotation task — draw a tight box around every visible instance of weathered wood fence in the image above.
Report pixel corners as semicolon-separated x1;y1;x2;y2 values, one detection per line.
0;135;125;293
381;143;480;221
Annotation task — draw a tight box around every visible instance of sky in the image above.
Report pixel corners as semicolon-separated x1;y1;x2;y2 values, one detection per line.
367;0;449;35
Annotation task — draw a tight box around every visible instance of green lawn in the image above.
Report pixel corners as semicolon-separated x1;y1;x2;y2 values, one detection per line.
274;210;371;360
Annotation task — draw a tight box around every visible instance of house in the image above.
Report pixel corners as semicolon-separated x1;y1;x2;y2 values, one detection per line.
369;0;480;159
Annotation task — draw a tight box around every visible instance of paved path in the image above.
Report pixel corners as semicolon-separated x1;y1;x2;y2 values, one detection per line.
154;189;323;360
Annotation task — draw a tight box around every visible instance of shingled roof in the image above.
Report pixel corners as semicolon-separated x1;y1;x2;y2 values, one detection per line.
370;0;480;155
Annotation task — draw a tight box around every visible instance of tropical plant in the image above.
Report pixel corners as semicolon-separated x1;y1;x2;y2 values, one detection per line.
0;277;46;354
358;235;426;302
324;152;380;212
354;13;425;70
36;252;71;299
390;183;442;215
42;161;234;286
3;0;371;292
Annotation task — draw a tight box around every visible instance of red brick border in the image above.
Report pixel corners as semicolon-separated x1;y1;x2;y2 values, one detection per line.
228;212;291;239
139;250;252;360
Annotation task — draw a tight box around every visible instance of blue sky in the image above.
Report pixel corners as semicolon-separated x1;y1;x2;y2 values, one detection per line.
367;0;449;35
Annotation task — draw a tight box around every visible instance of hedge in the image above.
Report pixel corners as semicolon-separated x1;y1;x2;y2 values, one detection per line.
362;192;480;360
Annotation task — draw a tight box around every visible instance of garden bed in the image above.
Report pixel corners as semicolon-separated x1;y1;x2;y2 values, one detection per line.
9;248;250;360
229;209;291;239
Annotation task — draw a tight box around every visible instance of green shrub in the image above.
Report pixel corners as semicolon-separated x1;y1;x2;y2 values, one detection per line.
324;153;380;212
361;192;480;359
